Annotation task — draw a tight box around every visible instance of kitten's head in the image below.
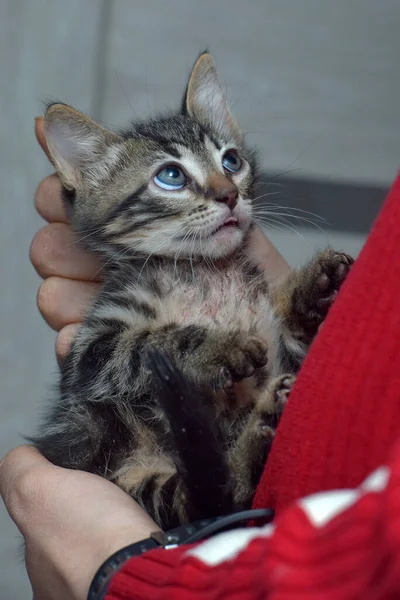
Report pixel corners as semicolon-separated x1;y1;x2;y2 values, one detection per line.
44;52;257;261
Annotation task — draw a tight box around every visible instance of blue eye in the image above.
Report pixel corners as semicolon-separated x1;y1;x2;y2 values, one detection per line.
222;151;242;173
154;165;187;190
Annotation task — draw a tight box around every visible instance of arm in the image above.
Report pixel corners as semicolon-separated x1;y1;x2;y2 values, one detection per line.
2;442;400;600
0;446;159;600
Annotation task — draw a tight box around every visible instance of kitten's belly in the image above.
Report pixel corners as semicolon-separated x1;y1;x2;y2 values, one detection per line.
157;273;278;343
155;274;281;392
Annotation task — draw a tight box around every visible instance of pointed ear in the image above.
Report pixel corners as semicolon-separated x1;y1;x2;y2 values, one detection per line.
44;104;122;189
184;53;243;143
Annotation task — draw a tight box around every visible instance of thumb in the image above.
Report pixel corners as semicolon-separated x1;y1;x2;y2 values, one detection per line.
247;225;291;284
0;446;50;515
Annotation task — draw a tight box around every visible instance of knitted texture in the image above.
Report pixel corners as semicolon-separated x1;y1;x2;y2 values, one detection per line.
253;171;400;513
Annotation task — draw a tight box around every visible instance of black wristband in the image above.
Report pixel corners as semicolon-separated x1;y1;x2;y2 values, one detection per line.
87;507;274;600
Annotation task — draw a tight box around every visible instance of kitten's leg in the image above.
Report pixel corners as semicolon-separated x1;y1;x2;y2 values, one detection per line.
272;249;353;368
146;325;268;390
113;464;188;530
230;374;296;507
35;322;267;467
33;322;266;527
114;349;235;529
110;330;269;527
228;251;348;503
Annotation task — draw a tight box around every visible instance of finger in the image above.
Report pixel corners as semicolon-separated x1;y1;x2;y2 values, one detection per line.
247;225;291;284
56;324;81;364
30;223;102;281
35;116;50;159
0;446;50;505
37;277;98;331
34;174;69;224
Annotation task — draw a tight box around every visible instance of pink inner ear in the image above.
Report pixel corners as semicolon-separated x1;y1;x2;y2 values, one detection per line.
196;82;227;120
189;67;227;122
49;122;78;159
186;58;241;143
46;119;97;171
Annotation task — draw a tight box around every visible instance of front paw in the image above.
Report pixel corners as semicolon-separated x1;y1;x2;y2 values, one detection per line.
201;331;268;390
313;250;353;316
296;249;353;324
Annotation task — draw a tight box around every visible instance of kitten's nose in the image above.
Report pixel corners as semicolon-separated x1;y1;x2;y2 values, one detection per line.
214;186;238;210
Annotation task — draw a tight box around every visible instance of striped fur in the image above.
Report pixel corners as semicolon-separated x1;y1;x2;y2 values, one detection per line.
31;53;353;528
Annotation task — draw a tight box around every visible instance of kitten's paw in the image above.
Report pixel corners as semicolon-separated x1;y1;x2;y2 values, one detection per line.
211;332;268;390
256;373;296;436
297;249;353;322
269;373;296;412
313;250;353;316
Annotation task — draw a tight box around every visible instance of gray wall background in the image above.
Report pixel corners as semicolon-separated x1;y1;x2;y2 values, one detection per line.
0;1;399;597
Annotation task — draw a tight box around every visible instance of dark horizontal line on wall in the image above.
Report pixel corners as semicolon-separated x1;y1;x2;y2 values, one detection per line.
255;174;389;234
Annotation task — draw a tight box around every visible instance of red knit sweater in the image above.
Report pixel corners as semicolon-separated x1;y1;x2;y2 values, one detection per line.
106;173;400;600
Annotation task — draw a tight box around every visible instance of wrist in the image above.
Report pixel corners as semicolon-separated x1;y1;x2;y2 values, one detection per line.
50;522;159;600
84;522;159;599
87;508;274;600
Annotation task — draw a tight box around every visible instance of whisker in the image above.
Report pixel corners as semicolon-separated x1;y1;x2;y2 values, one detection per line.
254;181;287;188
254;216;306;241
267;142;316;182
65;227;105;247
253;209;326;233
267;205;327;223
252;196;327;224
253;218;283;235
252;191;285;202
91;245;133;280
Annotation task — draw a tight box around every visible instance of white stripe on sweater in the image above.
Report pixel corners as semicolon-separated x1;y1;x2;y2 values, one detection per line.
186;466;389;566
186;524;275;566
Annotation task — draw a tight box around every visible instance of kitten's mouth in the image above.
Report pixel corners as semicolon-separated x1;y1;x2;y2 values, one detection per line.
212;217;239;235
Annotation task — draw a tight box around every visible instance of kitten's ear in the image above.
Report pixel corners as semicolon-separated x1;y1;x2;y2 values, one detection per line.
44;103;122;189
184;53;242;143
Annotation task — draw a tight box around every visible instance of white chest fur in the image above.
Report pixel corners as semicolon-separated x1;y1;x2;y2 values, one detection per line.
105;263;282;373
153;266;281;366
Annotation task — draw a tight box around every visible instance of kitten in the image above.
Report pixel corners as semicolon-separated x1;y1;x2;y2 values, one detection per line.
31;52;352;529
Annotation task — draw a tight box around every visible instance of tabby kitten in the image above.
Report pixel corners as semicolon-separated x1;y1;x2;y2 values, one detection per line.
32;52;352;529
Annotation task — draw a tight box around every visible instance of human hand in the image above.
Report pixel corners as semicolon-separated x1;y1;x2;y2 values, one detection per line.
0;446;159;600
30;118;290;362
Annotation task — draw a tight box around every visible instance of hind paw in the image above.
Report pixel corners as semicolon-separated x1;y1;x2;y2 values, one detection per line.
256;374;296;437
